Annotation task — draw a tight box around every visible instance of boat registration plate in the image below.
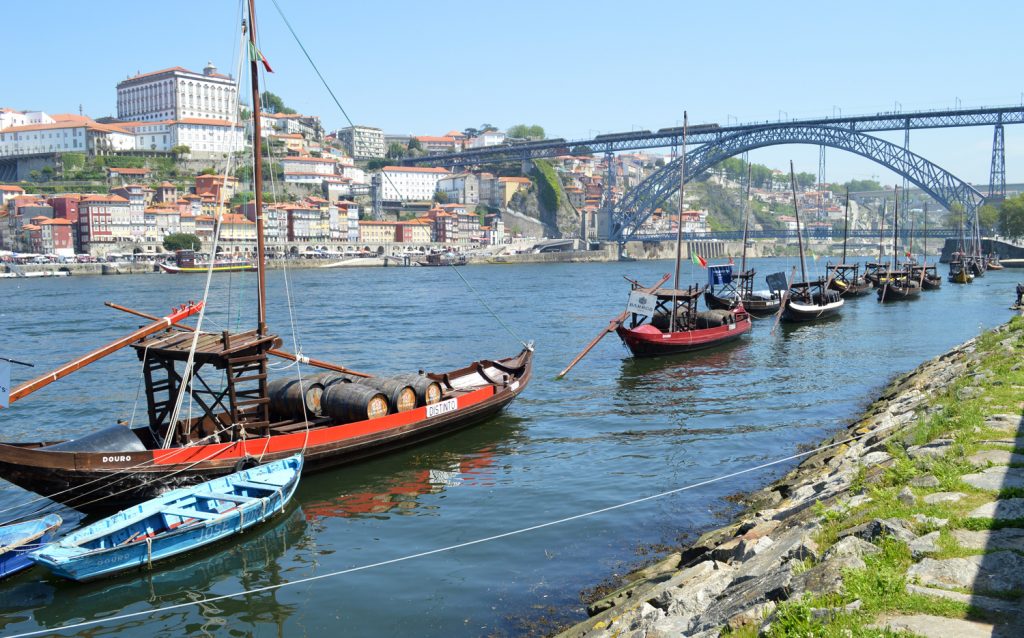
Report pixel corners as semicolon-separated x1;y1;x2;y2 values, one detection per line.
426;398;458;418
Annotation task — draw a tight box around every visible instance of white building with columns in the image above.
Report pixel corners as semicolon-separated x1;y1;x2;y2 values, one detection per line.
116;62;238;123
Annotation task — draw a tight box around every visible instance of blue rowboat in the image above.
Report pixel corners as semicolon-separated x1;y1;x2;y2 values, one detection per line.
0;514;62;580
33;454;302;582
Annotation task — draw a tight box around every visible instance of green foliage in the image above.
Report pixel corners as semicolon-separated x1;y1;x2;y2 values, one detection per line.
230;191;255;206
199;167;217;176
170;145;190;157
998;193;1024;239
61;152;86;172
433;190;449;204
508;124;545;140
532;159;561;214
407;138;422;152
977;203;999;234
386;142;406;160
261;91;296;115
828;179;884;195
367;159;389;171
163;233;202;252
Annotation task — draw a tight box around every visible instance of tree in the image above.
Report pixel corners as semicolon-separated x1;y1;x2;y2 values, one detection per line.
463;127;480;139
200;167;217;175
433;190;449;204
508;124;545;140
977;203;999;235
260;91;296;115
386;142;406;160
407;138;422;152
170;145;190;157
163;233;202;252
480;123;497;133
999;194;1024;240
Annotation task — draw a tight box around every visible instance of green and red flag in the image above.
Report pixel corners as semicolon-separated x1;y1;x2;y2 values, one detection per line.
691;253;707;268
248;41;274;73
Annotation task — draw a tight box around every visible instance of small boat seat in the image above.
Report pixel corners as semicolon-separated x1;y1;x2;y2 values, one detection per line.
161;507;221;521
195;492;257;504
231;479;283;492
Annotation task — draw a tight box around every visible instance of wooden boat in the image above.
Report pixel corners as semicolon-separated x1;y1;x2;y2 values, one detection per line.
827;189;872;297
914;203;941;290
0;514;62;580
417;251;467;267
617;284;752;357
877;187;920;303
0;0;533;515
159;249;256;274
32;455;301;582
948;256;974;284
703;165;781;318
778;162;844;323
987;253;1005;270
615;114;752;357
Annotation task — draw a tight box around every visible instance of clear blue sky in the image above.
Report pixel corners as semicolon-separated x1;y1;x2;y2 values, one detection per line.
5;0;1023;186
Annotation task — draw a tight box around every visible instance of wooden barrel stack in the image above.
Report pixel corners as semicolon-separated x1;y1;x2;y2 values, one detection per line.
321;383;390;422
353;377;417;413
267;377;325;421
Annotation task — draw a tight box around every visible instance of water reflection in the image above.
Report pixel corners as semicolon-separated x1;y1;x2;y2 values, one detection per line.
2;506;307;635
300;419;523;522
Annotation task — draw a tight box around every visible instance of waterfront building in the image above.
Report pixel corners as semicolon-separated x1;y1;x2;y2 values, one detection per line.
116;63;237;123
358;220;400;244
335;125;385;159
284;205;325;243
337;200;360;242
467;130;506;149
78;194;130;253
111;185;147;241
194;174;238;205
281;156;337;184
47;195;80;223
38;217;75;257
436;172;480;205
378;166;449;202
397;217;433;243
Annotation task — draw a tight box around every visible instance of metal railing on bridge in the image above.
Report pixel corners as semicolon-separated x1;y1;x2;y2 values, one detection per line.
627;228;961;242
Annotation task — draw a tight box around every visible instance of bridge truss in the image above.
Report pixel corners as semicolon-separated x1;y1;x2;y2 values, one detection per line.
611;125;986;242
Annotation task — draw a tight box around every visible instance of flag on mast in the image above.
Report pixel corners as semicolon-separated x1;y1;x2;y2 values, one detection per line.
248;41;274;73
691;253;707;268
0;360;10;408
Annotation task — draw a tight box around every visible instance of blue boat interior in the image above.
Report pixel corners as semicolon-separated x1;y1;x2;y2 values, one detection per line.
77;474;291;551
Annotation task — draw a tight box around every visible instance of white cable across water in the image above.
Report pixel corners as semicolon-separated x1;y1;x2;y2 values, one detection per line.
6;420;895;638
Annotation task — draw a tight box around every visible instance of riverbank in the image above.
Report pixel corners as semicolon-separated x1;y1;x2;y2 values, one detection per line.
555;317;1024;638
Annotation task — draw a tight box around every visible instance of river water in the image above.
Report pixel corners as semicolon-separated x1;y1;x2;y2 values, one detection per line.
0;257;1015;636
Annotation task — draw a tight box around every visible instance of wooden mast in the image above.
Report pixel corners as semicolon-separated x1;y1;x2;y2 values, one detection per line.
923;202;929;265
669;112;688;332
891;186;899;274
247;0;267;336
789;161;807;285
877;199;886;264
740;164;751;274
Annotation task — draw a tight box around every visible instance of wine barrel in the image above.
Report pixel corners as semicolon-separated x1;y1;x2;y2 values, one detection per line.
392;373;443;406
321;383;389;423
309;371;358;389
695;310;732;329
353;377;417;412
268;377;325;421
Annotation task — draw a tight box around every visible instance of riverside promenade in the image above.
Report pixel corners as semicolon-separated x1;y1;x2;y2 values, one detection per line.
557;318;1024;638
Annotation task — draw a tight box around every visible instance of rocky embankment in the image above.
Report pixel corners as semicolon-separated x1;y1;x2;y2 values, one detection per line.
556;318;1024;638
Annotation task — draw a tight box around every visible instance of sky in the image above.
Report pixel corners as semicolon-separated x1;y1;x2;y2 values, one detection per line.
5;0;1023;187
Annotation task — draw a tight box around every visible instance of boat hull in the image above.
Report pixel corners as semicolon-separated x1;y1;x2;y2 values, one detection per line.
32;457;301;581
830;279;873;297
877;284;921;302
781;298;844;323
0;514;62;580
160;263;256;274
615;315;752;357
0;349;532;513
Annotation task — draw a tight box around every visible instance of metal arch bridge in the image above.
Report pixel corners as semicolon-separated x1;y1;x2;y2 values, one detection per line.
630;227;958;241
402;105;1024;168
610;125;987;242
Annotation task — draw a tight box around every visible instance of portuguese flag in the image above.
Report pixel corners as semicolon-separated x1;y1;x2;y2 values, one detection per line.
248;41;274;73
691;253;707;268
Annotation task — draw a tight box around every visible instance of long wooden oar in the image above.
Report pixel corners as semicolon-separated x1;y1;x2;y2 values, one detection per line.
556;273;671;379
104;301;372;378
3;302;204;407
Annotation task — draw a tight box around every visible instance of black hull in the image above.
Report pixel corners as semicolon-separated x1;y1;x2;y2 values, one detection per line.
921;278;942;290
832;280;873;297
704;291;738;311
877;286;921;302
781;301;843;323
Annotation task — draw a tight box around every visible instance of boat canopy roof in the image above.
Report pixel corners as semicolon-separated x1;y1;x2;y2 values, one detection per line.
132;328;282;366
647;287;703;300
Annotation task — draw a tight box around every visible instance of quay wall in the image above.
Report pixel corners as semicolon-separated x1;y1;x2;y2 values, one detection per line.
555;320;1024;637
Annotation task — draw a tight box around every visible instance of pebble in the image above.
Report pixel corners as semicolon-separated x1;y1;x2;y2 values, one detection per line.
922;491;965;505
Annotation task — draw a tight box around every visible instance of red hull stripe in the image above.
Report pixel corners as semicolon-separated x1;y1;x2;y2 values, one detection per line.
152;385;496;465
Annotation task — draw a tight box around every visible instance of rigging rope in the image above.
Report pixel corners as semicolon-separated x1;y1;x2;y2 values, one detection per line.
6;418;901;638
446;264;529;349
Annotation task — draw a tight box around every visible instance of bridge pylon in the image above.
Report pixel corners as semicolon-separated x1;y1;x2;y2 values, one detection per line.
989;119;1006;203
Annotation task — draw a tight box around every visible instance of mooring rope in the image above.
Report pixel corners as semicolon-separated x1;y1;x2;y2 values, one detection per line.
6;419;898;638
447;264;530;349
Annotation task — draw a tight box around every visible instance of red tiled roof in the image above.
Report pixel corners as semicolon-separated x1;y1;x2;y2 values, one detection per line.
39;217;73;225
80;194;130;203
0;185;25;192
107;167;150;175
381;166;449;174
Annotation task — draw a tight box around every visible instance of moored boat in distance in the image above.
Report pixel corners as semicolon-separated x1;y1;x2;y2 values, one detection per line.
159;249;256;274
32;456;302;582
827;188;872;298
877;187;921;303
